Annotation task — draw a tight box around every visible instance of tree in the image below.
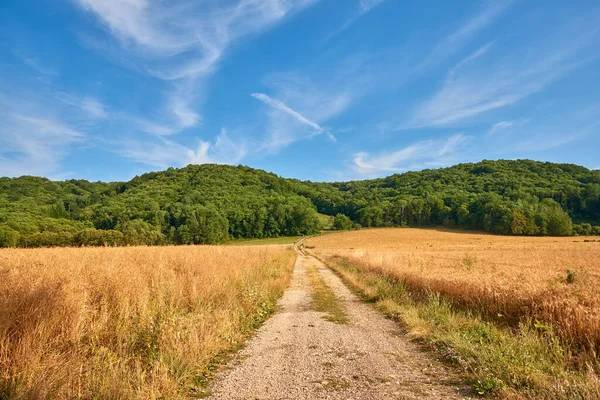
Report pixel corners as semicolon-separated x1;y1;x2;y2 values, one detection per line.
332;214;353;230
0;226;19;248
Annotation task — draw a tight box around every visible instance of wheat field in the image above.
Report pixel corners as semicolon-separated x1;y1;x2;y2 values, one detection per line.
306;228;600;357
0;245;296;399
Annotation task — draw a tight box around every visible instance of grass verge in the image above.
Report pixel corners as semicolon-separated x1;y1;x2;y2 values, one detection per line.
305;259;348;324
320;255;600;399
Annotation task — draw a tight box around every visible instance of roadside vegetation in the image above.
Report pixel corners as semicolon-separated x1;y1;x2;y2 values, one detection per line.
0;245;296;399
307;229;600;398
1;160;600;248
305;258;348;324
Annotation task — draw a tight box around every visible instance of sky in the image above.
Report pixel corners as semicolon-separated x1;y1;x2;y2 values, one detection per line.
0;0;599;182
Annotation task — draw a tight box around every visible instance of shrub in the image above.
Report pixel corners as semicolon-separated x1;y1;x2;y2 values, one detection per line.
333;214;354;230
0;226;19;248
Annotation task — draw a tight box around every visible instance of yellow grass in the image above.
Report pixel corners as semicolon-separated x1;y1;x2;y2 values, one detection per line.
306;228;600;358
0;245;296;399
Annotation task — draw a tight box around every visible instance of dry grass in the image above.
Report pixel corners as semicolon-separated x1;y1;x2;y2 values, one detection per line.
0;245;296;399
306;228;600;358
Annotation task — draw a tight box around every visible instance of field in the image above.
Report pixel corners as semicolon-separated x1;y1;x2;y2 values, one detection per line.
305;228;600;397
226;236;301;246
0;245;296;399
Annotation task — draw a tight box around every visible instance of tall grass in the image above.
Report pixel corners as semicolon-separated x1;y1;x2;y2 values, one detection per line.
0;245;295;399
306;228;600;397
306;229;600;357
322;255;600;398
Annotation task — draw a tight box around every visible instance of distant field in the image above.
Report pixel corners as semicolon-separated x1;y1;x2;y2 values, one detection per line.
317;213;334;230
227;236;301;245
0;245;296;399
306;228;600;351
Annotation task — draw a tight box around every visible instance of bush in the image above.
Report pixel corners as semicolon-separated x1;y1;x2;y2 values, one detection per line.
75;229;124;246
18;232;75;248
0;226;19;248
332;214;353;230
575;223;593;236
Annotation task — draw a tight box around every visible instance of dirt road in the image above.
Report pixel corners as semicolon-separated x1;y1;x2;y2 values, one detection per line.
207;248;470;399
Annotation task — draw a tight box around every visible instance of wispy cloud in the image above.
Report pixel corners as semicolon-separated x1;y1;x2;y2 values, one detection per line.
322;0;387;43
251;93;325;133
119;128;246;168
353;133;470;177
0;77;108;177
252;62;376;153
56;93;108;119
252;75;355;152
487;118;530;135
418;1;514;71
487;120;514;135
408;14;600;129
74;0;317;79
72;0;319;160
13;50;59;76
514;120;599;153
0;110;84;177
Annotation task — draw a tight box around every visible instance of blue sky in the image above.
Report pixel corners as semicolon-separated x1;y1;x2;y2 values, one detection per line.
1;0;599;182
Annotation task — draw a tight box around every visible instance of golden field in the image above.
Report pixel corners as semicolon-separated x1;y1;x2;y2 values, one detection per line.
0;245;296;399
306;228;600;356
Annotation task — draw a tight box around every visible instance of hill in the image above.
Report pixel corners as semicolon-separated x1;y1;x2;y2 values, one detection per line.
1;160;599;247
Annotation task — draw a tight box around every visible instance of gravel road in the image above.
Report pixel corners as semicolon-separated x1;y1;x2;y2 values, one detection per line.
207;250;471;399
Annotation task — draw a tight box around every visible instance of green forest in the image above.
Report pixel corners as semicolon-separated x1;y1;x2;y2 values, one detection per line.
1;160;599;247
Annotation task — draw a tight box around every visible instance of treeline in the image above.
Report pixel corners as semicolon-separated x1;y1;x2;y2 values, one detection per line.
296;160;600;236
1;160;599;247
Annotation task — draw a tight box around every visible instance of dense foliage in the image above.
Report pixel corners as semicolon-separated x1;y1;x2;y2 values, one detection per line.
1;160;599;247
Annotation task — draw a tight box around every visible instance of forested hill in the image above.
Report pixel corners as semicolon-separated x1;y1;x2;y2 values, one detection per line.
1;160;599;247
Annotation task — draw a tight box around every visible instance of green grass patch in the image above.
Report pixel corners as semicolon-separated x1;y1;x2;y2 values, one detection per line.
226;236;302;246
306;261;348;324
324;256;600;399
317;213;334;230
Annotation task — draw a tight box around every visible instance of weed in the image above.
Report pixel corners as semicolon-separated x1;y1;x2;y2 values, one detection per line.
566;269;577;284
305;260;348;324
472;377;506;396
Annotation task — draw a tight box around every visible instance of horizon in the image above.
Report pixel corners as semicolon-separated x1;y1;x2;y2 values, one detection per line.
1;1;599;182
2;158;597;184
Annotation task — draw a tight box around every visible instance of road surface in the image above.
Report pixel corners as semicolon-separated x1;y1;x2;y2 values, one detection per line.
207;246;470;399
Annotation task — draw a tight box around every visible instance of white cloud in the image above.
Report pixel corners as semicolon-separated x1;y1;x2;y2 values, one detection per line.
408;16;600;129
169;91;201;130
353;133;469;177
0;82;107;177
360;0;385;13
251;93;324;133
487;119;530;135
252;69;366;153
447;42;494;78
73;0;318;78
0;111;84;177
487;121;513;135
72;0;319;139
418;1;514;70
120;128;246;168
56;93;108;119
322;0;387;42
